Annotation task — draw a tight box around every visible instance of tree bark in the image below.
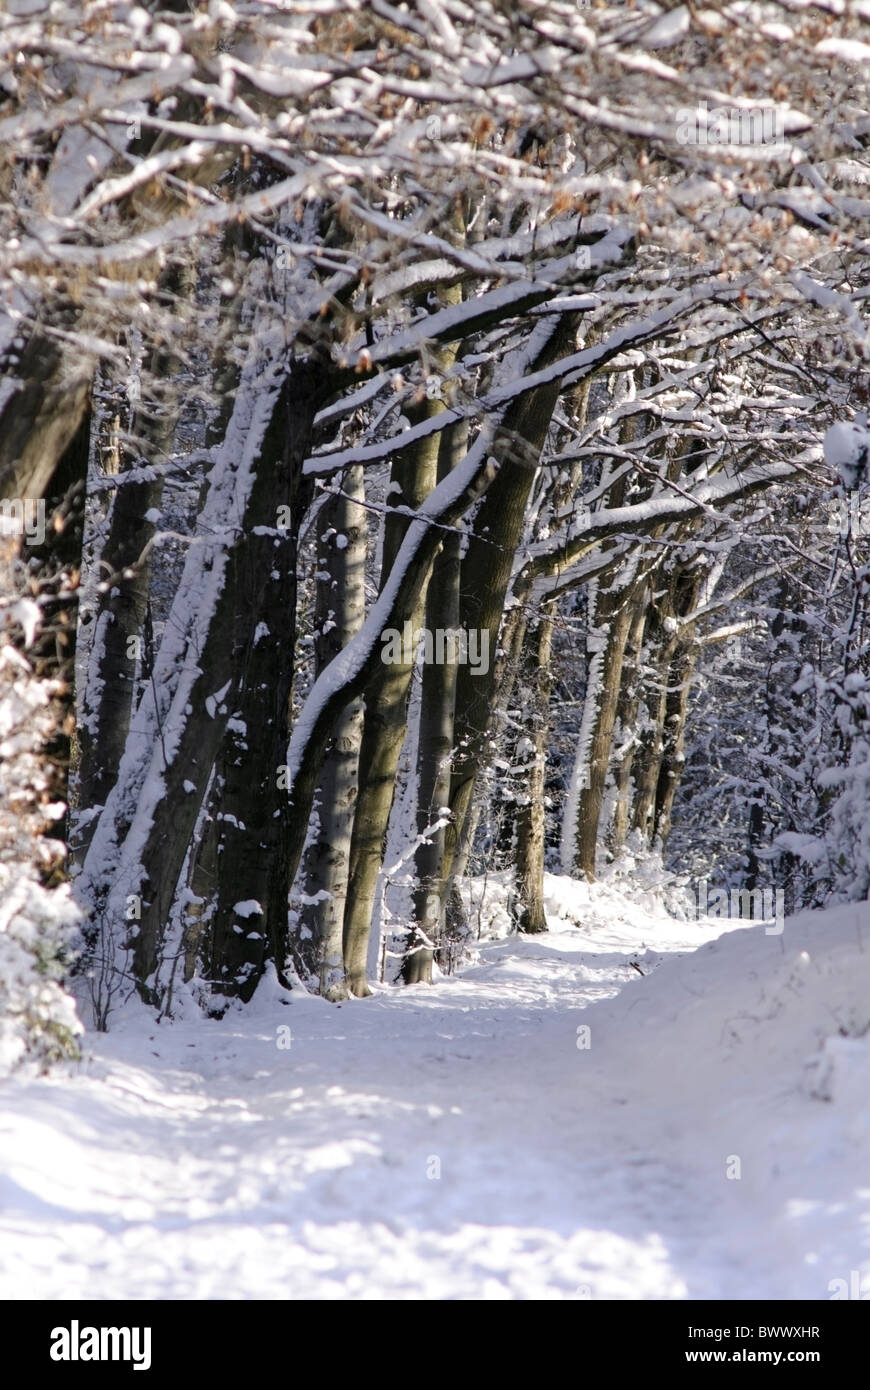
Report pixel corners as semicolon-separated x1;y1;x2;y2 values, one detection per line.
652;585;702;848
443;316;582;888
403;420;465;984
513;602;555;932
564;566;642;879
341;401;443;996
297;466;366;1000
80;353;331;1004
189;366;328;1002
342;283;463;995
607;586;649;858
74;342;180;861
631;563;703;849
0;325;92;505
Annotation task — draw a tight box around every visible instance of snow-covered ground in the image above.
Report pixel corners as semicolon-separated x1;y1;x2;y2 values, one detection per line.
1;877;869;1300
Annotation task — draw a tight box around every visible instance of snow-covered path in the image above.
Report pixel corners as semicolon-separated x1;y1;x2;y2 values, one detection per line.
2;881;869;1300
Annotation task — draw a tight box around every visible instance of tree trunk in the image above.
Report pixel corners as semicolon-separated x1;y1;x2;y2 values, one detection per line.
74;342;180;861
630;606;674;847
631;563;702;849
514;602;554;932
607;587;649;857
403;421;465;984
653;622;701;849
191;368;328;1002
443;316;581;888
80;352;330;1005
0;325;92;504
297;466;366;1000
562;567;641;879
342;405;442;995
342;283;463;995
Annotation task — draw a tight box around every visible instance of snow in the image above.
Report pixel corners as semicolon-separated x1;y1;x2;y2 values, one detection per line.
815;38;870;64
0;642;82;1079
205;681;231;719
2;880;869;1300
641;6;690;50
2;599;40;649
823;417;870;490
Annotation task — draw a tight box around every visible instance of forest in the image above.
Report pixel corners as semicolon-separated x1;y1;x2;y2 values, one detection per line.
1;0;870;1307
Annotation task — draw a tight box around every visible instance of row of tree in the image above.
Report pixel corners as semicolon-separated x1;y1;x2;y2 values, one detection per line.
1;1;868;1041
